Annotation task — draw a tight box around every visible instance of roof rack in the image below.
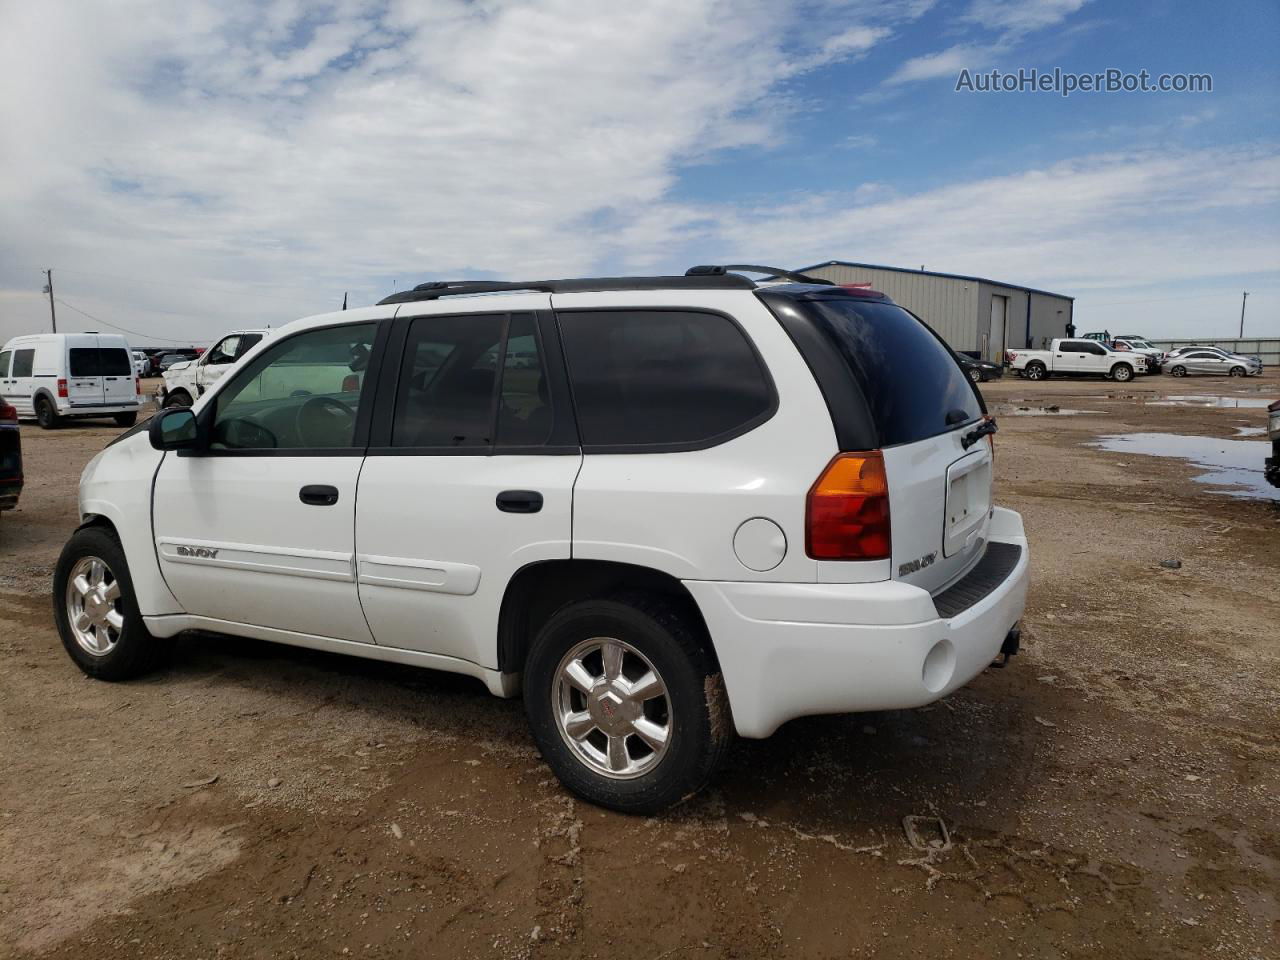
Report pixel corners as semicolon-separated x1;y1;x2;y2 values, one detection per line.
376;273;756;306
685;264;835;285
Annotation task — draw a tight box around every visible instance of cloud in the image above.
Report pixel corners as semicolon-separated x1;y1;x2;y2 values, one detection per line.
886;44;1000;84
962;0;1092;34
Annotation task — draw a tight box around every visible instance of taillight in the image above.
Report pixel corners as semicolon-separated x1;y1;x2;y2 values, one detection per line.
57;378;68;398
806;452;892;560
0;400;16;422
135;376;142;395
1006;351;1018;363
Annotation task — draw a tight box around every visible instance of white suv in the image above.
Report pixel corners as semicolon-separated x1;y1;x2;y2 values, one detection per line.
53;267;1029;812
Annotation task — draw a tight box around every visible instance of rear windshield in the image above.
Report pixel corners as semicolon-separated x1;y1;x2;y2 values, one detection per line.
805;299;983;447
70;348;133;377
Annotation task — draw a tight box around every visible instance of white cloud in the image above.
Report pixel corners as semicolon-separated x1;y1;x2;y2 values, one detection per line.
886;43;999;84
963;0;1092;34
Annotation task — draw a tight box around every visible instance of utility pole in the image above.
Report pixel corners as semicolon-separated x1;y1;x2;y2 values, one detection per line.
43;269;57;333
1239;291;1248;338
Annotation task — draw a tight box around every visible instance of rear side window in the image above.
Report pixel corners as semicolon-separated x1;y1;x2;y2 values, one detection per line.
803;299;982;447
558;310;774;450
0;351;10;377
11;349;35;378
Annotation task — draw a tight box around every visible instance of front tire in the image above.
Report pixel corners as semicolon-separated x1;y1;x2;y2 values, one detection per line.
1111;363;1134;382
53;526;165;680
1229;366;1246;378
161;389;192;409
35;396;59;429
967;367;982;384
1171;365;1187;377
524;593;730;814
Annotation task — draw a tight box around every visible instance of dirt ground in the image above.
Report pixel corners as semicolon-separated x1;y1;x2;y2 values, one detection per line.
2;373;1278;960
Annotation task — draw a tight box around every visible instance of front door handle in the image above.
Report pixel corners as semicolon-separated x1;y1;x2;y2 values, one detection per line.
300;484;339;506
496;490;543;514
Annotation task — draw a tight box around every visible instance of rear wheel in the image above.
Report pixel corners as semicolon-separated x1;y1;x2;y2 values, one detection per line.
1024;362;1047;381
53;526;165;680
524;593;730;814
1229;366;1246;378
1171;365;1187;377
1111;363;1134;382
35;396;59;429
161;389;192;409
113;412;138;427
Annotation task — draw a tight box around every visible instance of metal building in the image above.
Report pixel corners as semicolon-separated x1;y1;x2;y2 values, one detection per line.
798;260;1075;362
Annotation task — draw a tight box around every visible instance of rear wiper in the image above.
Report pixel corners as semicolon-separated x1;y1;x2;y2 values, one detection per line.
961;416;997;449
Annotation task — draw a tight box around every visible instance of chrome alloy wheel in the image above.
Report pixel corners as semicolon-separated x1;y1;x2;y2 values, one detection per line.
65;556;124;656
553;637;672;779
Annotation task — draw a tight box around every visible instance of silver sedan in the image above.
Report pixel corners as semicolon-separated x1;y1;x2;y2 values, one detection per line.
1166;347;1263;377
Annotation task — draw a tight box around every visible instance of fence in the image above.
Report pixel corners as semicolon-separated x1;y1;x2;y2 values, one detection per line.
1148;338;1279;367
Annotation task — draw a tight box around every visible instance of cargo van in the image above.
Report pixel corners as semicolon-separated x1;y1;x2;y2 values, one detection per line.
0;333;143;428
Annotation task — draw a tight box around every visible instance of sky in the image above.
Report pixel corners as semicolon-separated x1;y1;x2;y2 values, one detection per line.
1;0;1277;347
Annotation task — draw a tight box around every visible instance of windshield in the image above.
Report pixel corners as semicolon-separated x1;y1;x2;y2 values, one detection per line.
803;298;983;447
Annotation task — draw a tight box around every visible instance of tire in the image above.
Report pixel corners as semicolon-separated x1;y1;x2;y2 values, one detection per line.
161;389;192;409
35;395;59;429
1111;363;1133;382
1229;366;1246;378
524;593;731;814
1024;362;1047;381
53;526;166;681
1171;365;1187;377
113;412;138;427
967;367;982;384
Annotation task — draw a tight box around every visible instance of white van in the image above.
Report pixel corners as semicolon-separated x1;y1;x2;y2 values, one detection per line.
0;333;143;429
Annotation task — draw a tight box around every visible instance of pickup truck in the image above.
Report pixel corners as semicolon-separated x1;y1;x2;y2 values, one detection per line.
1007;338;1147;382
160;329;269;407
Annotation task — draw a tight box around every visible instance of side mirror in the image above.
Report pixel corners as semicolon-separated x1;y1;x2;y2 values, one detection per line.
149;407;199;450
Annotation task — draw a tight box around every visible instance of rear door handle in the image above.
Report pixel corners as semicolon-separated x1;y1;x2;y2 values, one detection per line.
299;484;339;506
496;490;543;514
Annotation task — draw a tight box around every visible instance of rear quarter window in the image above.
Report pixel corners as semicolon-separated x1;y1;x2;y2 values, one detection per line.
558;309;775;451
801;298;983;448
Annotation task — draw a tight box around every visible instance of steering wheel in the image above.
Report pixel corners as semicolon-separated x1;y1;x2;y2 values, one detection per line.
296;395;355;447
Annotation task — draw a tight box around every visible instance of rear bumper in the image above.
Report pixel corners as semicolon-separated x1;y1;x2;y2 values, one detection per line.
685;507;1030;738
57;400;142;415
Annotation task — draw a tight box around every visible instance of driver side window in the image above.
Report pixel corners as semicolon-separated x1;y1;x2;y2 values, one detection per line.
212;323;375;450
206;336;241;365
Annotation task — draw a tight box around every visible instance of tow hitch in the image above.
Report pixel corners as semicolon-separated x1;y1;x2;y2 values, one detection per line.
990;626;1021;669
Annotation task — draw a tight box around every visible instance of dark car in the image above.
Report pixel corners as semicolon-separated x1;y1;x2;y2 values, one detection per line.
0;399;22;513
958;354;1005;383
155;352;195;373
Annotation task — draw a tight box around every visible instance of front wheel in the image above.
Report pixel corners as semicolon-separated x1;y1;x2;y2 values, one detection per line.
1171;365;1187;377
1229;366;1246;378
967;367;982;384
1111;363;1134;382
161;389;192;409
524;594;730;814
53;526;166;680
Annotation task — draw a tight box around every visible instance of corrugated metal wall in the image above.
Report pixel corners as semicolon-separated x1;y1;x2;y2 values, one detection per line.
804;264;980;351
1027;292;1073;349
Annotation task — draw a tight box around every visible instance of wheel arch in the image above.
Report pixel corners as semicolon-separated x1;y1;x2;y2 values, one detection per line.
497;559;717;676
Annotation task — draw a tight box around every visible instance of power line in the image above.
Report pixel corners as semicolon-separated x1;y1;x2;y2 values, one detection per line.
52;298;201;344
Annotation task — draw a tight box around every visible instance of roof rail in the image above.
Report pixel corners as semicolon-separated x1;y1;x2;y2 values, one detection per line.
377;274;755;306
685;264;835;285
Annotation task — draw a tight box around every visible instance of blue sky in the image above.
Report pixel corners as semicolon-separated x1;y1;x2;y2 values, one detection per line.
1;0;1276;345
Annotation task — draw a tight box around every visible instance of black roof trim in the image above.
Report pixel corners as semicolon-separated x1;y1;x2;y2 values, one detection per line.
377;274;756;306
796;260;1075;301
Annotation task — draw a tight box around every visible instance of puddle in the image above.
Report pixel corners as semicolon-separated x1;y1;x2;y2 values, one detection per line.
993;404;1103;417
1233;426;1266;437
1146;395;1272;409
1089;433;1276;499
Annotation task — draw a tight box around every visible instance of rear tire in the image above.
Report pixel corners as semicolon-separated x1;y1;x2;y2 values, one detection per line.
1111;363;1134;382
1024;362;1047;381
113;412;138;427
53;526;166;680
161;390;192;409
35;396;59;429
1171;365;1187;377
524;593;730;814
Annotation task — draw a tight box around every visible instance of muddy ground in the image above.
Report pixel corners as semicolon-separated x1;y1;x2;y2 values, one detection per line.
1;373;1277;959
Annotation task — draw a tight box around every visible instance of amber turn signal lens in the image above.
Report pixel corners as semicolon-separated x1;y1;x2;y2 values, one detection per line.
806;452;892;561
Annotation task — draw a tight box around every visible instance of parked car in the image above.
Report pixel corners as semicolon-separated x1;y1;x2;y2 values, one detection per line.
958;354;1004;383
1109;337;1164;374
1007;338;1147;381
131;350;149;378
1165;346;1262;377
53;266;1028;813
159;330;269;407
1266;399;1280;489
0;398;21;513
0;333;142;429
154;352;195;374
